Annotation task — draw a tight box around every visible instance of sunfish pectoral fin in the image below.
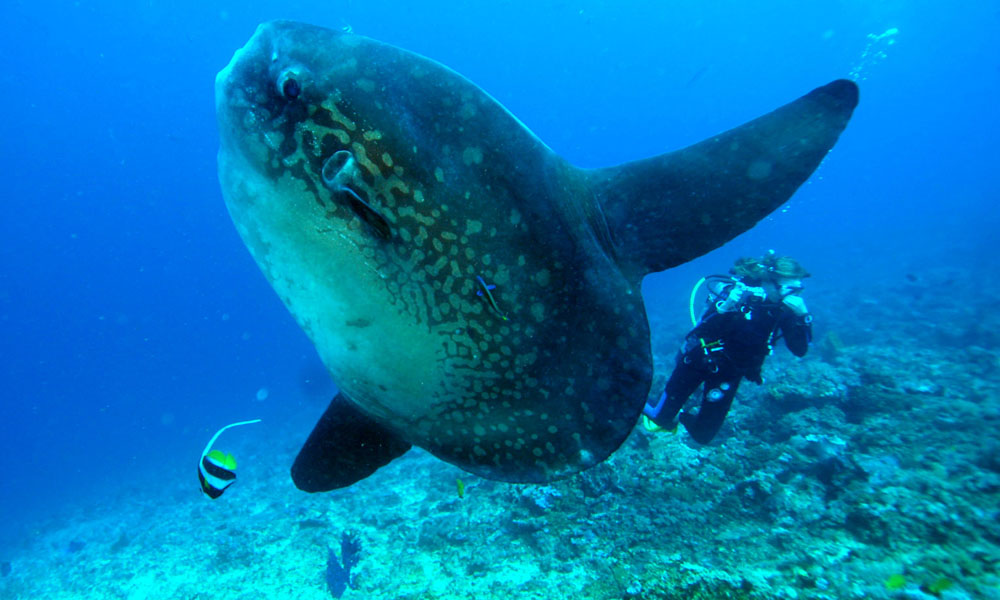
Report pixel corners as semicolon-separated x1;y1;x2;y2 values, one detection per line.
340;186;393;239
588;79;859;279
321;150;393;239
291;392;411;492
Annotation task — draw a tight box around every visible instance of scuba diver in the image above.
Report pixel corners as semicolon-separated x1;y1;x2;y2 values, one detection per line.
643;251;812;443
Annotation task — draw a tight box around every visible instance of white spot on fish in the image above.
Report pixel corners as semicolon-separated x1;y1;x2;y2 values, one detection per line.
747;160;773;180
462;146;484;165
464;219;483;235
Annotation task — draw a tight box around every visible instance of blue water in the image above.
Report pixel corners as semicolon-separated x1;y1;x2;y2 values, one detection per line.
1;0;997;546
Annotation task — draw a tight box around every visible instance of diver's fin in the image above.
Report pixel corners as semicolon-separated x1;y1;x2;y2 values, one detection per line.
291;392;411;492
587;79;859;279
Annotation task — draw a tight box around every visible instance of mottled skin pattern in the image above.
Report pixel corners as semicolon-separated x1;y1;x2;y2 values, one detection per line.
217;22;649;482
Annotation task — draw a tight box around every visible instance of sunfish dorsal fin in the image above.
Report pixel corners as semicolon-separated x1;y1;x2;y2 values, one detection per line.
587;79;859;280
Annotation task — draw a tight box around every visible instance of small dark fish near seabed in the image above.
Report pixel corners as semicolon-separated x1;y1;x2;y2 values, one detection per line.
326;531;361;598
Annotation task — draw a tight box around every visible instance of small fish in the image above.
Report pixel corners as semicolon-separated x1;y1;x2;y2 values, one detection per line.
475;276;508;320
456;478;466;498
198;419;261;499
685;64;710;88
326;532;361;598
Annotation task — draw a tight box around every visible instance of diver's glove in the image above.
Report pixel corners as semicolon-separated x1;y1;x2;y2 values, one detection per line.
716;282;751;313
782;294;809;317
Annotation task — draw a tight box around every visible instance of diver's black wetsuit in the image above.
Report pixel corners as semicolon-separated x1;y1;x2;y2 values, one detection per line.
654;291;811;443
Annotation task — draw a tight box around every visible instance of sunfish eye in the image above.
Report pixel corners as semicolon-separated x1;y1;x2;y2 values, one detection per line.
281;77;301;99
277;68;303;100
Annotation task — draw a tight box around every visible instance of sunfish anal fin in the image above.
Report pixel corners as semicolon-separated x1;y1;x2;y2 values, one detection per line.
291;392;411;492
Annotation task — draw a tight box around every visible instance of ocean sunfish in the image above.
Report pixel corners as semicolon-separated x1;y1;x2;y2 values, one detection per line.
215;20;858;491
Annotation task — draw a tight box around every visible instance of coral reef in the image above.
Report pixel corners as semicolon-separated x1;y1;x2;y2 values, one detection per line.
0;273;997;599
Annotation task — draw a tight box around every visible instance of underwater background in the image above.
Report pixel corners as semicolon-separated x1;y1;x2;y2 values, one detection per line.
1;1;997;598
